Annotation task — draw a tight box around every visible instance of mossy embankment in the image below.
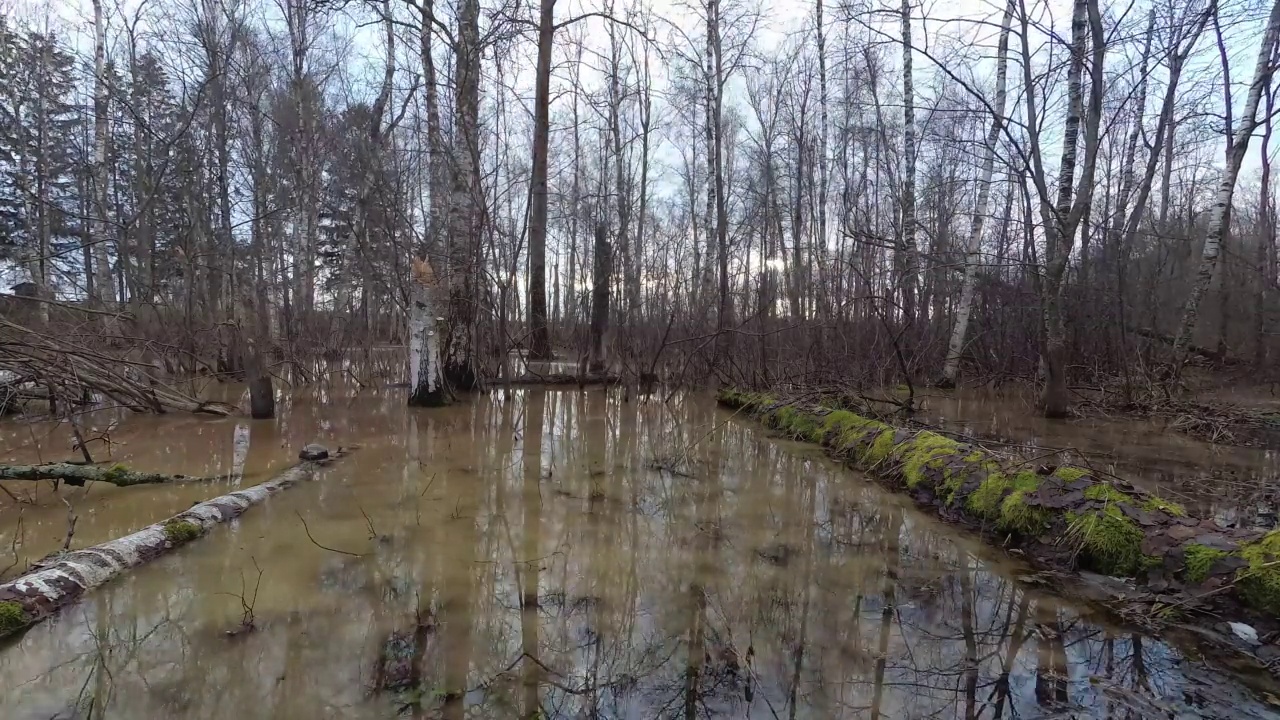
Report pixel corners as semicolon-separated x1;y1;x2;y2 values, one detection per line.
718;389;1280;624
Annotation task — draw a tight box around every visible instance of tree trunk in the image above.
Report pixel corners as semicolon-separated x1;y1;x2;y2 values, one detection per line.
899;0;919;329
0;449;347;639
588;223;612;374
90;0;114;310
526;0;555;361
1032;0;1105;418
1258;82;1275;366
409;259;449;405
938;0;1013;388
444;0;482;390
1172;0;1280;371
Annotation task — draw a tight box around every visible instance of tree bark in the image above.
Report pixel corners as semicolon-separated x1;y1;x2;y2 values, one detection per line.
0;448;349;639
588;223;612;374
443;0;482;390
526;0;556;361
938;0;1012;388
0;463;215;486
90;0;114;310
1172;0;1280;371
899;0;919;329
409;258;449;405
1030;0;1105;418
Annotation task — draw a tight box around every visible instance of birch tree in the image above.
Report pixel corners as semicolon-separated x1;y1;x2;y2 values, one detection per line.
1171;0;1280;372
937;0;1012;388
898;0;919;328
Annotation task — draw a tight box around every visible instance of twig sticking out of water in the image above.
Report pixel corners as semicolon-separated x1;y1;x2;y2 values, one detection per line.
295;511;364;557
59;494;76;551
222;557;264;637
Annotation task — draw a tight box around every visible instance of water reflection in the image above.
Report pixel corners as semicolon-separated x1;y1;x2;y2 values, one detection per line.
0;388;1273;718
918;389;1280;527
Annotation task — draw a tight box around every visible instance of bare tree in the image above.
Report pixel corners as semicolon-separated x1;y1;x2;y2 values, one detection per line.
1171;0;1280;372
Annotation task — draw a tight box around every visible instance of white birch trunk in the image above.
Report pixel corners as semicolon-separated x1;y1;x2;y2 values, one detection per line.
939;0;1013;387
408;259;447;405
1172;0;1280;367
0;451;346;638
899;0;919;326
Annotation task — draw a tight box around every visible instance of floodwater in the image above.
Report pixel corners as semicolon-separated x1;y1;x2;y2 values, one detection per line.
0;384;1278;719
915;388;1280;527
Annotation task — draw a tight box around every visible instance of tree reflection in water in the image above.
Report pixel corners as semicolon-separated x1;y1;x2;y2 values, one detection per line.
0;388;1272;719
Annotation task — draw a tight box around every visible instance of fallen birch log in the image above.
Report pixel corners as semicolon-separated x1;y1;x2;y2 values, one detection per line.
719;390;1280;664
0;463;214;487
0;445;350;639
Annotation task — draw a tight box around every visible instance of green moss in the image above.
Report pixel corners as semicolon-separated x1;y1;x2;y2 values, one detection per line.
863;430;898;466
999;486;1051;535
1183;544;1229;584
1051;466;1090;482
1141;496;1186;517
0;600;27;636
775;407;823;442
966;470;1043;534
1237;530;1280;615
104;463;129;481
1066;505;1145;576
1083;483;1130;504
163;519;202;544
718;390;776;413
963;451;985;463
818;410;863;445
895;432;961;488
967;472;1010;519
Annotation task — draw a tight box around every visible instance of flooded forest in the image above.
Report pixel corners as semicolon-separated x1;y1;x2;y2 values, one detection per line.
3;0;1280;716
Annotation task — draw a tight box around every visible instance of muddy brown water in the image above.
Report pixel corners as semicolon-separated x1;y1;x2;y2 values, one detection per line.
0;386;1278;719
915;388;1280;527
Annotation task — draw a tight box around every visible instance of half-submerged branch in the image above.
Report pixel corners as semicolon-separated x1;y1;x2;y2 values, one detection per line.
0;463;213;487
719;391;1280;640
0;445;350;639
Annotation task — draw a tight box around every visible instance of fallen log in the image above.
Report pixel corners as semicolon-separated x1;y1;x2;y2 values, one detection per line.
1133;327;1238;365
490;373;621;386
718;390;1280;669
0;463;214;487
0;445;350;640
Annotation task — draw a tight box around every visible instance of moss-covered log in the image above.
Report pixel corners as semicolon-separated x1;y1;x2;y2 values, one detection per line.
718;390;1280;620
0;463;208;487
0;446;350;640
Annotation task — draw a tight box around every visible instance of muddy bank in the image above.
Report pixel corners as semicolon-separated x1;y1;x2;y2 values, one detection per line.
719;389;1280;674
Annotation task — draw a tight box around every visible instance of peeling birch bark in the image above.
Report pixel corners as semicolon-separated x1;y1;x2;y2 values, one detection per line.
0;448;349;639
